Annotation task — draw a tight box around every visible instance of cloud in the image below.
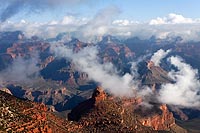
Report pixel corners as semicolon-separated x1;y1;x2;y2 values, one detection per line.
149;13;200;25
158;56;200;108
0;5;120;41
110;13;200;42
61;16;78;25
75;6;121;42
51;43;157;102
51;44;137;97
0;15;87;38
151;49;171;66
0;0;92;22
0;53;40;83
1;13;200;42
112;19;138;26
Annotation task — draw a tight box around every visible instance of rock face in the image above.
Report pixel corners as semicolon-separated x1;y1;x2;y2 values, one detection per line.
6;41;49;59
68;87;106;121
68;87;187;132
0;90;82;133
138;104;175;130
140;61;173;91
92;86;107;103
68;87;156;132
0;87;12;95
0;90;52;132
142;61;173;85
6;83;94;112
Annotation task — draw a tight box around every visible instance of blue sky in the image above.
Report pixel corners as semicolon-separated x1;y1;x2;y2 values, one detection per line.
3;0;200;22
114;0;200;20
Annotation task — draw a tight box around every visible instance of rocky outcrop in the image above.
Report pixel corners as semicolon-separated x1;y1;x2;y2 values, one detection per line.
68;87;186;132
92;86;107;103
0;90;84;133
68;87;106;121
0;90;53;132
68;87;156;132
142;61;173;85
40;56;55;69
6;41;49;59
138;104;175;130
0;87;12;95
140;61;174;92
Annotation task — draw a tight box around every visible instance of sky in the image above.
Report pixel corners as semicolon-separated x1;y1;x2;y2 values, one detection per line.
1;0;200;42
1;0;200;22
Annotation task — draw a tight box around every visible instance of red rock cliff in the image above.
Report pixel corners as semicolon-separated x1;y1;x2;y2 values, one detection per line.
138;104;175;130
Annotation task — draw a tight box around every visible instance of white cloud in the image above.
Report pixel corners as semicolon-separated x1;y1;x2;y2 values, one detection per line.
74;6;121;42
112;19;130;26
158;56;200;108
112;19;138;26
149;13;199;25
0;15;88;38
51;44;138;97
61;16;87;25
20;19;26;24
151;49;171;66
1;12;200;42
0;53;40;83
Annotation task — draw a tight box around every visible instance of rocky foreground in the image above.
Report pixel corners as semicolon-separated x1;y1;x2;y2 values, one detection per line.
0;87;187;132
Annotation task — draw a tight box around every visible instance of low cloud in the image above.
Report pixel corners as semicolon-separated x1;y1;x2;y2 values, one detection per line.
151;49;171;66
51;44;200;109
0;53;40;84
158;56;200;108
51;44;137;97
